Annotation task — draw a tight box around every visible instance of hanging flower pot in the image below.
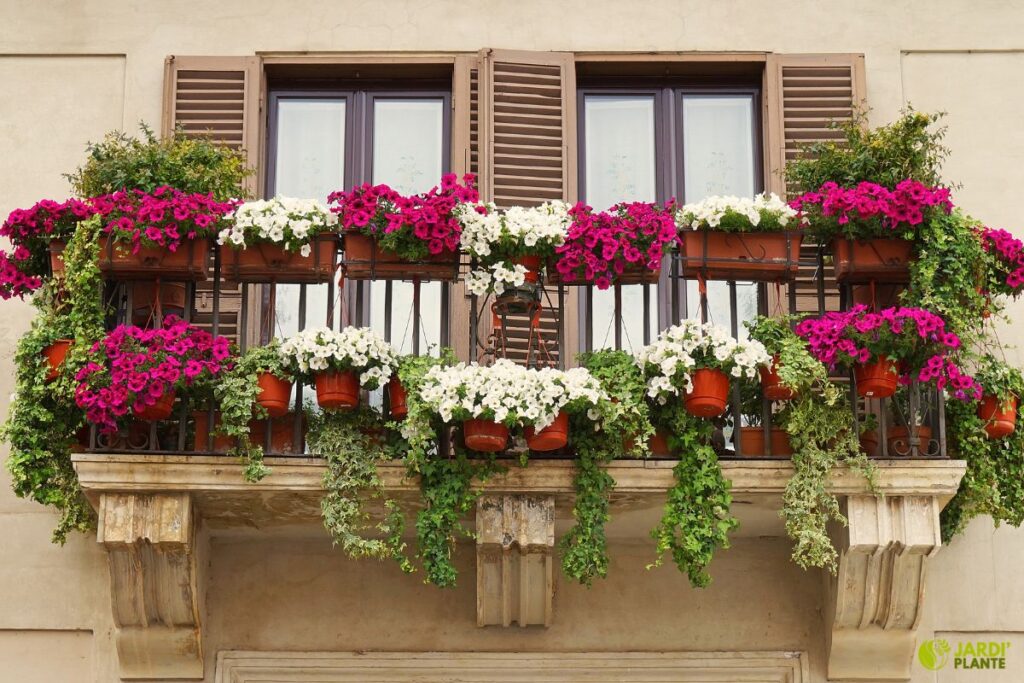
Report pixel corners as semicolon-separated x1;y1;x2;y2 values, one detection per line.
887;425;933;455
684;368;731;418
387;375;408;420
513;254;542;283
854;356;899;398
760;355;796;401
314;370;360;410
649;430;672;456
978;395;1017;439
130;282;188;325
136;390;177;421
257;372;293;418
42;339;73;382
524;411;569;451
48;240;67;277
738;426;793;458
463;419;509;452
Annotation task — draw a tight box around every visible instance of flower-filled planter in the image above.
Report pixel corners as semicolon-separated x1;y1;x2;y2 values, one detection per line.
550;202;676;288
91;187;234;281
218;197;338;283
330;174;477;281
790;180;953;283
979;227;1024;297
795;305;980;400
279;327;397;411
676;194;802;281
972;357;1023;439
636;320;771;419
1;198;95;298
74;317;232;433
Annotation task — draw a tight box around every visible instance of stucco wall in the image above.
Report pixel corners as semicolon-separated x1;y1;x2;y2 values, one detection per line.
1;1;1024;681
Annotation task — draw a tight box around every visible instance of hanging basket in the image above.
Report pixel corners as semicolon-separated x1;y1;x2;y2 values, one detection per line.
130;282;188;325
99;237;210;281
462;419;509;452
832;237;913;283
684;368;731;418
854;356;899;398
256;372;293;418
42;339;73;382
978;395;1017;439
387;375;408;420
136;390;177;421
220;234;338;284
524;411;569;451
342;232;459;281
679;230;802;282
760;355;796;401
738;426;793;458
314;370;360;410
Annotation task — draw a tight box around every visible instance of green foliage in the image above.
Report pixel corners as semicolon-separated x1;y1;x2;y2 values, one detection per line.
972;354;1024;408
785;108;950;194
745;315;824;390
560;446;615;585
66;123;251;200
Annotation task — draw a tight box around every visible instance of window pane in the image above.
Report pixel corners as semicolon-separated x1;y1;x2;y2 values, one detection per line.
584;95;658;352
371;98;445;354
272;99;346;339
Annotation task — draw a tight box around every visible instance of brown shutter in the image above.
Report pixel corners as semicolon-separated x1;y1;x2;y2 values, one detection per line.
764;53;866;315
162;55;264;344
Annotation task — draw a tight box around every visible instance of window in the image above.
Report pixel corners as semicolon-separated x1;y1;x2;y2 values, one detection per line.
266;87;451;352
578;86;762;351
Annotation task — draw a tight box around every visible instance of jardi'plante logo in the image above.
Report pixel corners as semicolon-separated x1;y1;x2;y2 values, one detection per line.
918;637;1012;671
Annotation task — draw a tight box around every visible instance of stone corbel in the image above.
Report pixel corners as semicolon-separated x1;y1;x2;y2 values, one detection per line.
826;495;942;681
476;494;554;627
98;492;204;680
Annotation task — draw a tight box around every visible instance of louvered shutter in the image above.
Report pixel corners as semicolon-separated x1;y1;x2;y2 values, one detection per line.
162;55;263;344
765;53;866;315
477;49;579;367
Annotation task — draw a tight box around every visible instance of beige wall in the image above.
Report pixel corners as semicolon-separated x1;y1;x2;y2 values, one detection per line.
2;1;1024;681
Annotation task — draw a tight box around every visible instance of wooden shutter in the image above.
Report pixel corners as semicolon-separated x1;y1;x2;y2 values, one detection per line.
162;55;264;344
764;53;866;315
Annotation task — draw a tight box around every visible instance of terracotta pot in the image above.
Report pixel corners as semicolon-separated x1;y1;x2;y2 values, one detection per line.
524;411;569;451
860;431;879;457
463;419;509;452
130;282;188;325
220;233;337;284
649;430;672;456
832;237;913;283
760;355;796;401
680;230;802;281
250;414;304;453
256;372;293;418
49;240;67;277
886;425;933;456
850;283;905;310
978;395;1017;439
513;254;542;283
42;339;73;382
192;411;235;451
387;375;408;420
314;370;359;410
738;426;793;458
98;236;210;281
136;390;176;421
854;356;899;398
684;368;731;418
342;232;459;281
547;260;661;286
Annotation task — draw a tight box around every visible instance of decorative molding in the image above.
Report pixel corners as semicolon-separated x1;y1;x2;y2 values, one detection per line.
215;651;808;683
476;495;554;627
97;492;203;680
826;495;942;681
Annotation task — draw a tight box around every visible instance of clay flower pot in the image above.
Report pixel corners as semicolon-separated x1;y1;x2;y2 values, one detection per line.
760;355;796;401
42;339;73;382
513;254;542;283
130;282;188;325
48;240;67;277
314;370;359;410
684;368;731;418
387;375;408;420
250;414;304;453
192;411;235;451
649;430;672;456
854;356;899;398
832;237;913;283
524;411;569;451
738;426;793;458
463;419;509;452
680;230;802;281
256;372;293;418
886;425;933;455
978;395;1017;439
136;390;177;421
860;431;879;457
220;233;338;284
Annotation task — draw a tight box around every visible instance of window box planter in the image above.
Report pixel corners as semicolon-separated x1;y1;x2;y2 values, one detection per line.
220;234;337;284
99;237;210;281
524;411;569;452
257;373;293;418
314;370;359;410
342;233;459;281
738;426;792;458
684;368;731;418
463;419;509;452
546;260;660;286
42;339;73;382
832;237;913;283
854;356;899;398
679;231;802;282
978;395;1017;439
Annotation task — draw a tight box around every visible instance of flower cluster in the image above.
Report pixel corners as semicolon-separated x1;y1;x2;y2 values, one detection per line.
979;226;1024;294
94;186;235;254
418;358;608;430
636;320;771;403
219;197;337;254
554;201;677;289
0;198;96;298
794;305;979;400
676;193;798;233
278;327;397;389
74;317;232;433
789;179;953;240
463;261;529;297
328;174;479;260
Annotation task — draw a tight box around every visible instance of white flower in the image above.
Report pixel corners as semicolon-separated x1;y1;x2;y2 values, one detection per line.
300;244;312;258
224;196;335;252
675;193;800;232
279;326;396;389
